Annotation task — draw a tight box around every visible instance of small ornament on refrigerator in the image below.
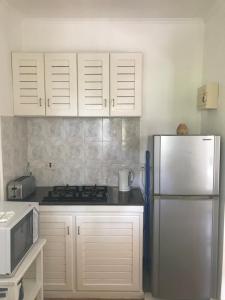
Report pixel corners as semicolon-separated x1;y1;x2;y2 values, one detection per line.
176;123;189;135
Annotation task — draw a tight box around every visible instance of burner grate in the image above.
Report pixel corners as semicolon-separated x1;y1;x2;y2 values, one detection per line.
43;185;108;203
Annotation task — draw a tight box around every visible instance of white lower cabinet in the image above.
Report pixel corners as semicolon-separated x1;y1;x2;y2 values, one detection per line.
76;215;141;291
39;214;73;291
40;208;143;298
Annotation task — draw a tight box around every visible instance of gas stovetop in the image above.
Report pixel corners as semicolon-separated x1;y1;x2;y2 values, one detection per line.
42;185;108;203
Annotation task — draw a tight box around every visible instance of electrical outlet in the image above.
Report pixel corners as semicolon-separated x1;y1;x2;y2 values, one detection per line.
46;162;56;170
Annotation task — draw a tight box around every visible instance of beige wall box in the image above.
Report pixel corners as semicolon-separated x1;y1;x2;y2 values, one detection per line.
197;82;219;109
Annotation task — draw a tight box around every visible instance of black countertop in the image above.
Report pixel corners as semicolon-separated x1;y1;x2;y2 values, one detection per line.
15;186;144;206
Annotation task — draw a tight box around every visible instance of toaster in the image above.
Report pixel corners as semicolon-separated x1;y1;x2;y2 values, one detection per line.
7;176;36;200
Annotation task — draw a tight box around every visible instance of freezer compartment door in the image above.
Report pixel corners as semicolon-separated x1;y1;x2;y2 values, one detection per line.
151;196;218;300
154;135;220;195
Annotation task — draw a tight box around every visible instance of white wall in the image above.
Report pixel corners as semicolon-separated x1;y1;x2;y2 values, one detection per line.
0;119;3;201
21;18;204;162
0;0;22;116
0;0;22;200
201;1;225;298
1;117;28;199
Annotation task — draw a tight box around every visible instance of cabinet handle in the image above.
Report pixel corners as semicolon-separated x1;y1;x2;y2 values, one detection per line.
47;99;50;107
67;226;70;235
202;95;207;103
39;98;42;107
77;226;80;235
112;99;115;107
104;99;107;107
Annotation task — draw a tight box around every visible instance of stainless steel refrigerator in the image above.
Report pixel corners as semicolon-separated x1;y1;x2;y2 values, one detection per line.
150;135;220;300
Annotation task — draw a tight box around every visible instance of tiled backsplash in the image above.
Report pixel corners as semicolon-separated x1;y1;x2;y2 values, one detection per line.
0;117;140;188
1;117;28;193
27;117;140;186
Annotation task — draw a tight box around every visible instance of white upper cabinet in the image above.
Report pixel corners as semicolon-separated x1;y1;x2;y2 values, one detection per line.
45;53;77;116
12;52;142;117
110;53;142;116
12;52;78;117
12;53;45;116
78;52;142;117
78;53;109;117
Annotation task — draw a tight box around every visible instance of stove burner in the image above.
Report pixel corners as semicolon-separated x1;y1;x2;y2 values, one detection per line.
43;185;108;203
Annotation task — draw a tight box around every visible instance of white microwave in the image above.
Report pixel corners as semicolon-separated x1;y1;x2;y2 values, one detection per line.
0;203;39;276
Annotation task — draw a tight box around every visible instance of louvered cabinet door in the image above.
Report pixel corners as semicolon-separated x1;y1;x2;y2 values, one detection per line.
40;214;73;291
12;53;45;116
76;215;141;291
45;53;78;116
78;53;109;116
110;53;142;116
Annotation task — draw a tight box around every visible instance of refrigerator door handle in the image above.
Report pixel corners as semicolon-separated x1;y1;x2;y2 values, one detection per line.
213;136;220;195
154;136;161;194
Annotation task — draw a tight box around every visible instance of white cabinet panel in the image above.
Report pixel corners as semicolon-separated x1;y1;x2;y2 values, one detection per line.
40;214;73;291
110;53;142;116
12;52;143;117
12;53;45;116
78;53;109;116
76;215;141;291
45;53;78;116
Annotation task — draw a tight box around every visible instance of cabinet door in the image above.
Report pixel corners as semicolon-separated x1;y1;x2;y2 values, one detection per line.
45;53;77;116
110;53;142;116
78;53;109;116
152;197;218;300
40;214;73;291
12;53;45;116
76;215;141;291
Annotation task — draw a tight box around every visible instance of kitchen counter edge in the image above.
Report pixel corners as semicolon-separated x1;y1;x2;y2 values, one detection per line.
9;186;144;210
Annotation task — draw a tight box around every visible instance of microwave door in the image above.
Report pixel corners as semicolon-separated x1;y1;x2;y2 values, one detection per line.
10;210;33;273
154;136;219;196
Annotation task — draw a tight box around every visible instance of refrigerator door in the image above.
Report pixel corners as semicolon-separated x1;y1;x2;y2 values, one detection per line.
152;196;218;300
154;135;220;195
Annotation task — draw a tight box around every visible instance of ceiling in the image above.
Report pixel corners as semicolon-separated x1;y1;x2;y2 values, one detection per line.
6;0;215;18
